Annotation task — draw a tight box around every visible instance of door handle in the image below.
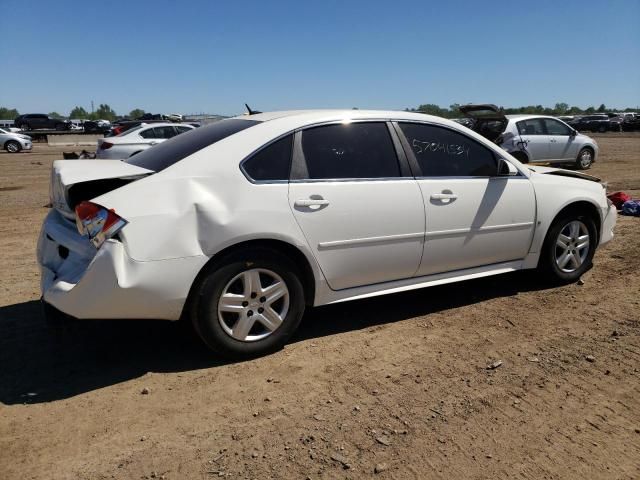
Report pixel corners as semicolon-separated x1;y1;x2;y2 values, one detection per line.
430;193;458;200
295;198;330;207
550;139;557;143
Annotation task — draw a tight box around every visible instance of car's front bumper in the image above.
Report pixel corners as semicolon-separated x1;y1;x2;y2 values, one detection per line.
600;202;616;245
38;209;207;320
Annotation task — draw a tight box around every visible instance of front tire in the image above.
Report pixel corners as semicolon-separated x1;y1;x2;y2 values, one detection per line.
5;140;21;153
539;213;597;283
576;148;593;170
191;249;305;359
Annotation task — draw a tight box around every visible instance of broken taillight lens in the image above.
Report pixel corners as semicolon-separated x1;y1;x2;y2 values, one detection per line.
75;201;127;248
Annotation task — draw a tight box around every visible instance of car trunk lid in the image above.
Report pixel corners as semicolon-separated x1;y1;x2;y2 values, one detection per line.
458;104;508;143
50;160;152;219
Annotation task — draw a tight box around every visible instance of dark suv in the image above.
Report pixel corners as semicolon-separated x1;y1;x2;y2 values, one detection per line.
14;114;71;131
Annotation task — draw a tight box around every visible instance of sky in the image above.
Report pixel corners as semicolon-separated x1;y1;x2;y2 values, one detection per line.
1;0;638;117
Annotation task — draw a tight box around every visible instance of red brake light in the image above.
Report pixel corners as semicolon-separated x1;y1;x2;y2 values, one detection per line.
75;201;127;248
100;141;113;150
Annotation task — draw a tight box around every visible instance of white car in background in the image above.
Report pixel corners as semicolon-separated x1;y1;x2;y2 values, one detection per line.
96;122;194;159
39;110;616;359
460;105;599;169
0;128;32;153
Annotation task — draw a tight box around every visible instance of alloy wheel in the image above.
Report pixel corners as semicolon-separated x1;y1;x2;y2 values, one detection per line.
554;220;590;273
217;268;289;342
579;150;592;168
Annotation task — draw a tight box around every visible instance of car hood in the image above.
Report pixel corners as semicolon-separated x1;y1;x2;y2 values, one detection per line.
50;160;153;218
528;166;601;183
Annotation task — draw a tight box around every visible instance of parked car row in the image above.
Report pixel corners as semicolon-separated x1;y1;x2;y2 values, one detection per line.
562;113;640;132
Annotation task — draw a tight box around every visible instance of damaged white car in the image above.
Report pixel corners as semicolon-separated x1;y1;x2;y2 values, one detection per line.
38;110;616;358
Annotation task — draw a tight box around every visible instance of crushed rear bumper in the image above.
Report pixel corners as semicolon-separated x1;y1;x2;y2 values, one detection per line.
37;209;207;320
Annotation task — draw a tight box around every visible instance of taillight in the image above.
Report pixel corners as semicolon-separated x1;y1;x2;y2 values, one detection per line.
75;201;127;248
100;141;113;150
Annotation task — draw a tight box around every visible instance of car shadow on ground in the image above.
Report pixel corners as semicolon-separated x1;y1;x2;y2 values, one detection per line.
0;271;554;405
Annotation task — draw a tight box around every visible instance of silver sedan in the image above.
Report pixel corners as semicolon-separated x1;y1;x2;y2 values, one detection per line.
0;128;32;153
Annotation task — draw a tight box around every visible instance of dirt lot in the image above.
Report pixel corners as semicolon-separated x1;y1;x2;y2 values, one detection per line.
1;136;639;479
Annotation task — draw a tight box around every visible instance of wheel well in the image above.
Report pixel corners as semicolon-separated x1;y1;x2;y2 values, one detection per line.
4;139;19;148
579;145;594;154
183;239;317;319
553;201;601;240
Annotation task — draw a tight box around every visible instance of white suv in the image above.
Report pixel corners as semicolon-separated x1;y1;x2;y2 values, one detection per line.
460;105;599;169
39;110;616;358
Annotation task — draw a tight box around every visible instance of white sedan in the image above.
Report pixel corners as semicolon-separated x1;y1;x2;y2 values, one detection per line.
95;122;194;159
38;110;616;358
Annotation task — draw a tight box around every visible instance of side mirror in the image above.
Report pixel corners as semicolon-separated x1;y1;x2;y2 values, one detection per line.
570;129;577;137
498;158;518;176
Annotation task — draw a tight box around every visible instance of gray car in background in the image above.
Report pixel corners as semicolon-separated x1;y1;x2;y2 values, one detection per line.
460;104;599;169
0;128;32;153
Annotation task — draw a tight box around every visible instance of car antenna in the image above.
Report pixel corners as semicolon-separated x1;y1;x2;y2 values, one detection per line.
245;103;262;115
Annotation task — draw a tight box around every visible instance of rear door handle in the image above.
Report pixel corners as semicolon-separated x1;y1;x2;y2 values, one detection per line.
430;193;458;200
295;199;330;207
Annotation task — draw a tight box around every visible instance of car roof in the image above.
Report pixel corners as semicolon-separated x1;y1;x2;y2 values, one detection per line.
231;109;457;126
505;114;564;121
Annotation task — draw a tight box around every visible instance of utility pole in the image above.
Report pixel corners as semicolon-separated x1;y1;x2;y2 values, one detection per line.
91;101;94;114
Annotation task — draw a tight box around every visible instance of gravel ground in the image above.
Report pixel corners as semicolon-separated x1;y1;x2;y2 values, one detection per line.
1;135;639;479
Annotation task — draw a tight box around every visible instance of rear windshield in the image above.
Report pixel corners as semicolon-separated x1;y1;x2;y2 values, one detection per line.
126;118;261;172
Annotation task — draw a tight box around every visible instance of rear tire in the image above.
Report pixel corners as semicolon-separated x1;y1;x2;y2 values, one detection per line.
5;140;21;153
191;249;306;359
538;212;597;284
575;148;593;169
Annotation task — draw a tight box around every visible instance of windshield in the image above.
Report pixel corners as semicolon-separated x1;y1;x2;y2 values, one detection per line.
126;118;261;172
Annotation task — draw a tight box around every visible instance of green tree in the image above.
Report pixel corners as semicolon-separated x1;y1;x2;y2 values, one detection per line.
0;107;20;119
585;106;596;114
92;104;117;121
69;106;89;118
568;105;583;115
597;103;606;113
415;103;447;117
129;108;145;119
554;103;569;115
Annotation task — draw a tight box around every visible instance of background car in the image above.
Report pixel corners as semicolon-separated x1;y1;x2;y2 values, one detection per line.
0;127;32;152
460;105;599;169
14;114;71;131
39;110;616;359
83;119;112;134
96;122;194;159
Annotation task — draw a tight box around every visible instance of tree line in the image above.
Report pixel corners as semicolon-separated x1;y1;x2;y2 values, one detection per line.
406;103;638;119
0;105;145;122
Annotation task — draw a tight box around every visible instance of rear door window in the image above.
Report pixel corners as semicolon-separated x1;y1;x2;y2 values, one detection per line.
299;122;401;179
242;134;293;181
154;126;178;139
398;122;497;177
139;128;157;139
517;119;546;135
